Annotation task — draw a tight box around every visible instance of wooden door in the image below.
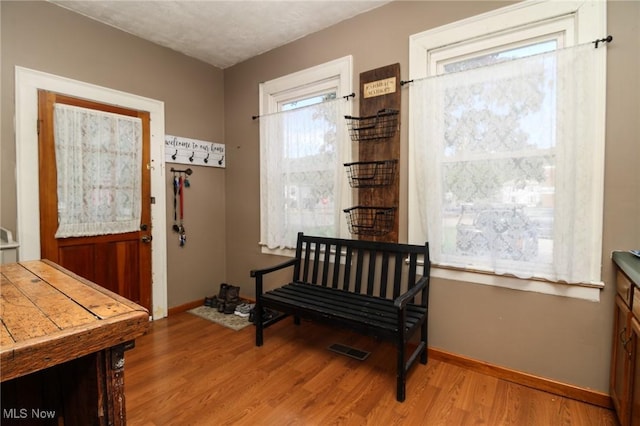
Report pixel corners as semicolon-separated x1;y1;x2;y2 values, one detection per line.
37;90;152;311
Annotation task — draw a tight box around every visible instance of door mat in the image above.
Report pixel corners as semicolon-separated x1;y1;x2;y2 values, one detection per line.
328;343;370;361
187;305;252;331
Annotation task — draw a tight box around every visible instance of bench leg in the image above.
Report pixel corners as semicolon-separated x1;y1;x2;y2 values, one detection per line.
396;338;406;402
421;319;428;364
255;304;264;347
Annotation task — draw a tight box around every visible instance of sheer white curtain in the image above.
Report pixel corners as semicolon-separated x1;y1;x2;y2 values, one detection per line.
53;103;142;238
260;98;350;249
410;43;605;283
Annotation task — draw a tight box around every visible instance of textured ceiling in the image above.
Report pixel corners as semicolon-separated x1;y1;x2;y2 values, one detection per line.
49;0;391;69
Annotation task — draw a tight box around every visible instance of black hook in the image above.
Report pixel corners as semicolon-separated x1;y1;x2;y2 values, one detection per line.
593;35;613;48
171;149;178;160
189;152;194;162
204;153;209;164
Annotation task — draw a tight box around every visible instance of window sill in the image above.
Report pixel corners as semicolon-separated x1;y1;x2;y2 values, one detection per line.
430;265;603;302
260;245;603;302
260;245;296;257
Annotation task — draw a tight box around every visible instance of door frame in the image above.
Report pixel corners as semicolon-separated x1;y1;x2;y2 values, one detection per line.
15;66;168;319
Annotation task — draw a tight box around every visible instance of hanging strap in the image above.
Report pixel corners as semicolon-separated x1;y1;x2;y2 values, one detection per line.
179;176;186;246
179;177;184;222
173;176;179;223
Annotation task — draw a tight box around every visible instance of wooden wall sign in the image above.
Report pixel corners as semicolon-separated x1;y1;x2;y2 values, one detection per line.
356;63;400;243
363;77;397;98
165;135;225;168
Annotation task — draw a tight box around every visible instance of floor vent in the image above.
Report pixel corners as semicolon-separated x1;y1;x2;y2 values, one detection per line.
328;343;370;361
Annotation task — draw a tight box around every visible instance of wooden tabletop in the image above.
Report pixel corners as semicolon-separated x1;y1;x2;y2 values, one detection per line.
1;259;149;382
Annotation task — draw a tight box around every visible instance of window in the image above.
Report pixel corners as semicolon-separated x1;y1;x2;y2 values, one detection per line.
408;1;606;298
259;56;353;252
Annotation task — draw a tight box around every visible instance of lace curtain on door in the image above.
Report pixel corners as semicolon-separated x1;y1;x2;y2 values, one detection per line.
53;103;142;238
410;42;605;283
260;98;350;249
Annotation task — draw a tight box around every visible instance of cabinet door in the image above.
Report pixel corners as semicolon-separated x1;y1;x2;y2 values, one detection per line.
612;295;632;426
630;317;640;426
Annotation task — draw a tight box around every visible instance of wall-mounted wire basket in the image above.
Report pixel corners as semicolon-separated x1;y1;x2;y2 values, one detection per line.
344;160;398;188
344;206;396;236
344;109;399;142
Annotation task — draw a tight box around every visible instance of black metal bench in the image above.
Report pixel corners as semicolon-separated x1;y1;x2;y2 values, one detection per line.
250;232;430;402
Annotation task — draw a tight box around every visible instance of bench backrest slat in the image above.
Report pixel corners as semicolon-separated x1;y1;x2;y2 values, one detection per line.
293;234;304;279
393;252;403;298
332;241;343;289
408;252;418;302
354;247;365;294
343;246;353;291
301;239;310;282
379;251;390;298
292;232;429;305
366;249;376;296
322;242;331;287
311;241;320;284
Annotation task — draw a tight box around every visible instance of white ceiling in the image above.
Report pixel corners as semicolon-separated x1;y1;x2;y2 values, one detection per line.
49;0;392;69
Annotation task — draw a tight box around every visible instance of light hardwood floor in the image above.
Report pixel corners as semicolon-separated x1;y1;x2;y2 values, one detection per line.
125;312;616;425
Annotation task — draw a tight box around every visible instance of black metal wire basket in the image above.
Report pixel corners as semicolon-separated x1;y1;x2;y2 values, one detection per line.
344;160;398;188
344;109;399;142
343;206;396;236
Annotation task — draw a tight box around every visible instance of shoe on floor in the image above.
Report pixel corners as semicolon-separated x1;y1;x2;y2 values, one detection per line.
204;295;219;308
234;303;254;317
249;307;277;323
223;302;238;315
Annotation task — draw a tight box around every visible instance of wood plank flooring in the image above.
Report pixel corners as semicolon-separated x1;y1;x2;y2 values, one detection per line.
125;312;616;425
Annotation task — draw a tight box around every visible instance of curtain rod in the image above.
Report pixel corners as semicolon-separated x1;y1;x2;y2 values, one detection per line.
593;35;613;48
252;92;355;120
400;35;614;87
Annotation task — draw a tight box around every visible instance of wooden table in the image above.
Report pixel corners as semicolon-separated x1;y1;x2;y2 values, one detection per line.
1;260;149;425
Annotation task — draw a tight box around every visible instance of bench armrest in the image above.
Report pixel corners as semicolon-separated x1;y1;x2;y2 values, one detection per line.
393;276;430;309
250;258;298;278
251;258;299;298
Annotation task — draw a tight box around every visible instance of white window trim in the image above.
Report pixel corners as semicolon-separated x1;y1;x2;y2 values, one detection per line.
260;56;353;114
258;56;353;256
408;0;606;301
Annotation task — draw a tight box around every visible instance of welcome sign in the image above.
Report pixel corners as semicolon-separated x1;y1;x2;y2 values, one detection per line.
165;135;225;168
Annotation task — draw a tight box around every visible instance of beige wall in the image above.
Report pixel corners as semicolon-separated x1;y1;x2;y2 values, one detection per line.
1;1;226;308
223;0;640;394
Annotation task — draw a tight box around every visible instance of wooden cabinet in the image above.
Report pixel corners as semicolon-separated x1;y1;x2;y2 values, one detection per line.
611;252;640;426
612;294;633;425
630;316;640;425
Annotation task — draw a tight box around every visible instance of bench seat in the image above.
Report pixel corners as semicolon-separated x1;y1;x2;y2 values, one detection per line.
262;282;427;340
